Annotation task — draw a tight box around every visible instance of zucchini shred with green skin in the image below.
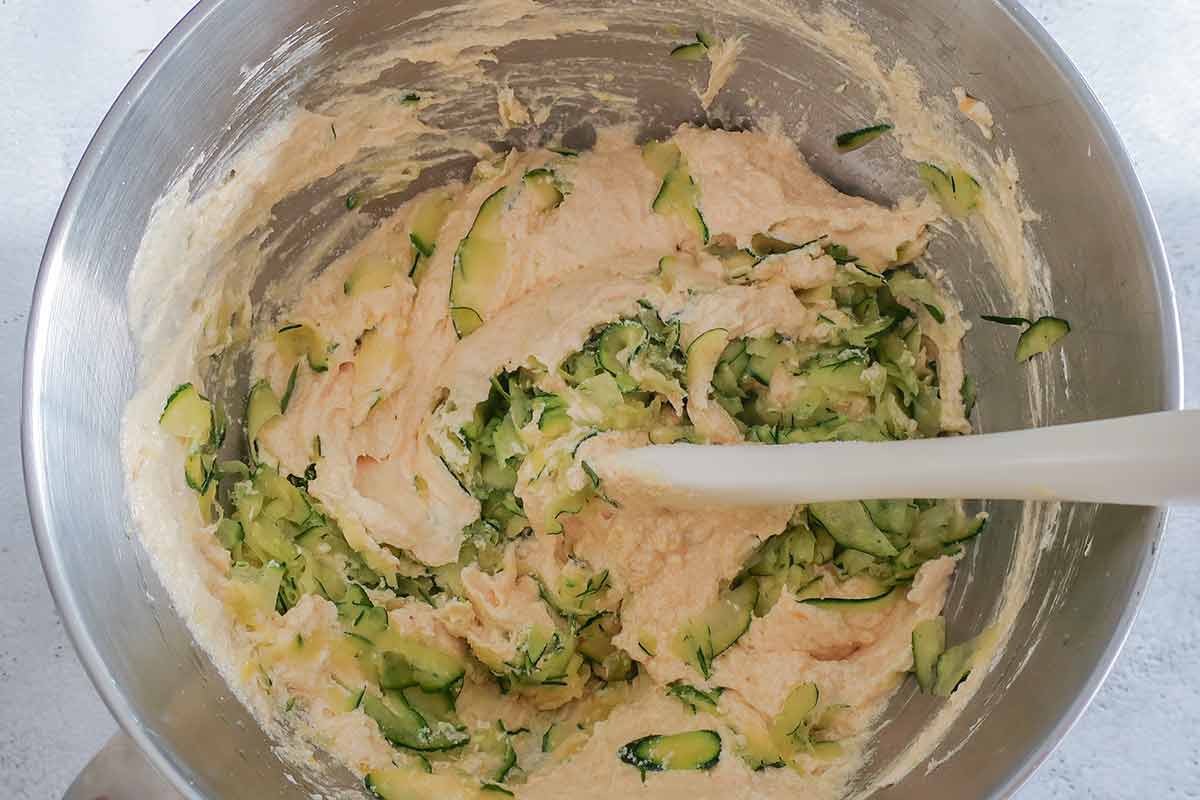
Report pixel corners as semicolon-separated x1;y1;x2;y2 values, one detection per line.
670;32;717;62
835;123;893;153
918;162;981;218
980;313;1071;361
618;730;722;777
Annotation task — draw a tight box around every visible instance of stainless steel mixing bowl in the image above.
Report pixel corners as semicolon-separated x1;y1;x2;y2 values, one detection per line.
23;0;1182;797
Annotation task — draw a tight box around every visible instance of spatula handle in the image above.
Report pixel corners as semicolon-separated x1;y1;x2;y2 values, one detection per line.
612;411;1200;506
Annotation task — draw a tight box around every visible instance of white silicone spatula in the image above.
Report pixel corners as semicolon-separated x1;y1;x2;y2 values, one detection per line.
601;411;1200;506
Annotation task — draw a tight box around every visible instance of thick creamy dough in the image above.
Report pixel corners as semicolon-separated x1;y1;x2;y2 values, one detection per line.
142;124;980;799
117;0;1076;793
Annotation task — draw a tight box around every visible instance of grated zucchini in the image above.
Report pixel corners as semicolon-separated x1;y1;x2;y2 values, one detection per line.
835;123;893;153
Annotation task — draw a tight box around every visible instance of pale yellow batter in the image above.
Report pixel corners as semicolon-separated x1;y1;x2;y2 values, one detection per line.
146;123;993;799
120;3;1060;797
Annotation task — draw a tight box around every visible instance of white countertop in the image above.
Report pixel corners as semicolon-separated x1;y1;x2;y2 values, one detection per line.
1;1;1196;797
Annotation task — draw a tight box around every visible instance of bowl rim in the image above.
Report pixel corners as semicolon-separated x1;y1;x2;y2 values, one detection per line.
21;1;1184;798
